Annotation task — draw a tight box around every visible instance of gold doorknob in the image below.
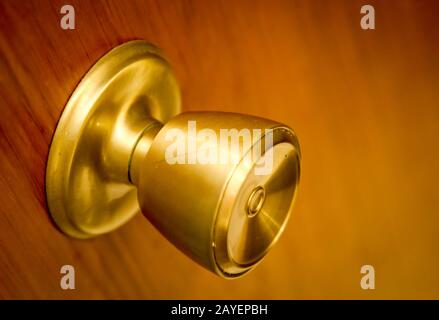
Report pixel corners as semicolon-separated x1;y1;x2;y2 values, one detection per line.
46;41;301;278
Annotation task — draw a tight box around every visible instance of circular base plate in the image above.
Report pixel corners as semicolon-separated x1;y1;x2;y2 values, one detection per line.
46;41;181;238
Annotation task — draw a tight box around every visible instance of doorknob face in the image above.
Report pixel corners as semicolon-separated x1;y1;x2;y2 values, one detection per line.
46;41;301;278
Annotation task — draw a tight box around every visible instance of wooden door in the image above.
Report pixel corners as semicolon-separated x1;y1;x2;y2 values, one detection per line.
1;0;438;299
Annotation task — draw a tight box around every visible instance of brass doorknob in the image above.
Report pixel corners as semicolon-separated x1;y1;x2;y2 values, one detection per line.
46;41;301;278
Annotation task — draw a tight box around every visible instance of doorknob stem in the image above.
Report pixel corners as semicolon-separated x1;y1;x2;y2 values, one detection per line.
129;119;163;186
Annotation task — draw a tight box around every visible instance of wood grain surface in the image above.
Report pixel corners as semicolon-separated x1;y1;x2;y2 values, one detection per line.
0;0;438;299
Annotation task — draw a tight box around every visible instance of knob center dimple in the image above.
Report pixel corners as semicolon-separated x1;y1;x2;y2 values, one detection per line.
247;186;266;217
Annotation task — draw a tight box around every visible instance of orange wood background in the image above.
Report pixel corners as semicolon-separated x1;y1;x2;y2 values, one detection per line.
0;0;438;299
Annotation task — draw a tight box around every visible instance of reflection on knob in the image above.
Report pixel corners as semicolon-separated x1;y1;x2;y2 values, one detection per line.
46;40;301;278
